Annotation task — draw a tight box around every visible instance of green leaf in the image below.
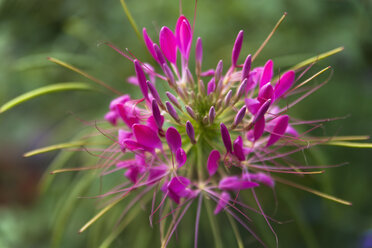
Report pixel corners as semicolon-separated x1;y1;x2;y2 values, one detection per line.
0;82;94;113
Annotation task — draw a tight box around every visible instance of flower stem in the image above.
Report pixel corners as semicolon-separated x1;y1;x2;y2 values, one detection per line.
204;197;223;248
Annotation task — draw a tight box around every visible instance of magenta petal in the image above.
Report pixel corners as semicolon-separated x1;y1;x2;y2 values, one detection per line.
134;60;148;99
147;115;164;132
109;95;130;110
220;123;232;153
260;60;273;88
123;139;146;151
200;69;215;77
233;136;245;161
253;116;266;141
251;172;275;188
286;124;298;137
258;82;274;103
274;70;295;100
116;103;139;128
125;166;144;183
143;28;158;62
214;191;230;214
148;165;168;184
176;16;192;59
168;176;190;194
105;111;118;126
133;124;162;150
245;98;261;115
266;115;289;147
166;126;182;153
176;148;187;167
159;26;177;64
219;176;259;191
207;150;221;176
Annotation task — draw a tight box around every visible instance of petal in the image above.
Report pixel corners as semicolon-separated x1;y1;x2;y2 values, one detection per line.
116;103;140;128
166;126;182;153
266;115;289;147
260;60;273;88
159;26;177;64
176;16;192;59
274;70;295;100
148;165;168;184
219;176;259;191
168;176;190;195
176;148;187;167
258;82;274;103
133;124;162;150
214;192;230;214
105;111;118;126
207;150;221;176
143;28;158;62
245;98;261;115
251;172;275;188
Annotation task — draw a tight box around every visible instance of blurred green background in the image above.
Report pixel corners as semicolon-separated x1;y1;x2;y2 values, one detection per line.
0;0;371;247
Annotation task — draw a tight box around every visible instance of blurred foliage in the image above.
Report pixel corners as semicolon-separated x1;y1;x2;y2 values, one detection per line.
0;0;371;247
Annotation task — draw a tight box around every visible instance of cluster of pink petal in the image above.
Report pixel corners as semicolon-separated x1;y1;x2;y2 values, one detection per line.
103;14;300;234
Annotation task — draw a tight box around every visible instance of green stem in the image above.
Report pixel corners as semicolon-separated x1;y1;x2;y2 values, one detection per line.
226;213;244;248
119;0;142;42
204;197;223;248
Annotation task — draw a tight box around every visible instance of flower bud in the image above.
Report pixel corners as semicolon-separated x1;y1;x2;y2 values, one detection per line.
220;123;232;153
186;121;196;144
134;60;148;100
241;54;252;81
209;106;216;124
232;106;246;128
231;30;244;67
151;99;163;129
215;60;223;87
162;63;175;87
147;80;163;108
195;37;203;74
166;91;181;110
185;105;197;120
166;101;180;122
224;90;233;106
